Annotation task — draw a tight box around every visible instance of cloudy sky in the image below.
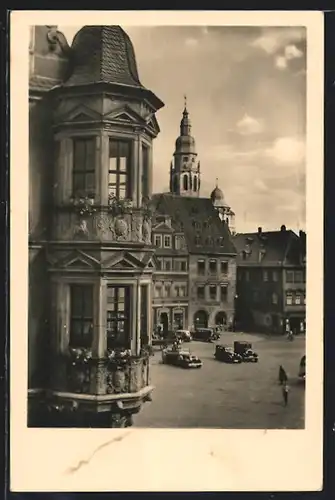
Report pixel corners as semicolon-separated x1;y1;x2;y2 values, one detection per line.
60;25;306;233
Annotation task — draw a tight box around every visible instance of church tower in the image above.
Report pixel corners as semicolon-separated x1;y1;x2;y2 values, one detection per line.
170;97;201;197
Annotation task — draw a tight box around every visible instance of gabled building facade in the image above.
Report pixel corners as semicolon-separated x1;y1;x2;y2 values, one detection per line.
233;226;306;334
151;214;189;332
29;25;164;427
152;104;238;332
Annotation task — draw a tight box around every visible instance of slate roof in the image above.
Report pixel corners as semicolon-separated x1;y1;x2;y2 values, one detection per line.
64;26;143;88
233;229;306;266
152;193;237;255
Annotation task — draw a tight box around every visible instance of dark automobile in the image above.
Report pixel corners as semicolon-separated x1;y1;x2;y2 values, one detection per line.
214;344;242;364
298;355;306;381
234;341;258;362
192;327;217;342
161;348;203;368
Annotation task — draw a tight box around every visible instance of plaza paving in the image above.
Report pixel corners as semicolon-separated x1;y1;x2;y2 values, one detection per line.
134;332;305;429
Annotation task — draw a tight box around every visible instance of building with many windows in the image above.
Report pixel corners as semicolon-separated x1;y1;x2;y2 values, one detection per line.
233;226;306;334
152;104;237;332
28;25;164;427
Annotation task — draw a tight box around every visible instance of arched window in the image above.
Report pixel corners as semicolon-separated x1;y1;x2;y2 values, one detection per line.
183;175;188;191
189;174;193;191
193;176;197;191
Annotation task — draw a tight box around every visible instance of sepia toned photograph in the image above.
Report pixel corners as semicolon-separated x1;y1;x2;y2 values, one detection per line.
11;10;324;492
28;23;307;430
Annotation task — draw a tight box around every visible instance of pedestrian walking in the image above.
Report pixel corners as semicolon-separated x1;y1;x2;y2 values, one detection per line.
278;365;287;385
282;382;289;406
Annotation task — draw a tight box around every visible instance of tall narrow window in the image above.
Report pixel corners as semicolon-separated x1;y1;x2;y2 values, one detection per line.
165;259;172;271
197;285;205;299
154;235;162;247
209;285;217;300
183;175;188;191
140;285;148;346
109;139;131;200
70;285;94;348
286;292;293;305
220;285;228;302
141;143;149;200
193;177;197;191
73;137;95;196
221;261;228;274
286;271;294;283
164;235;172;248
263;270;269;282
209;259;217;274
106;286;131;349
197;259;205;275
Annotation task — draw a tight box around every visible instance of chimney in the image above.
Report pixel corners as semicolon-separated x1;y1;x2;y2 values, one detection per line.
258;227;262;234
280;225;286;232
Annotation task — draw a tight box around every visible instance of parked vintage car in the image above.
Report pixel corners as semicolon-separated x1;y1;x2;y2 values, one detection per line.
298;355;306;381
233;341;259;362
214;344;242;364
161;348;203;368
175;329;192;342
192;327;218;342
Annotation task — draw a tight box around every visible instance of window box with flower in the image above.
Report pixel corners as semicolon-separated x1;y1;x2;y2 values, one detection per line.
70;191;97;218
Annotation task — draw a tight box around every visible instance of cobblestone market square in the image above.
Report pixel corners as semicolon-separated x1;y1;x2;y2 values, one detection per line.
134;332;305;429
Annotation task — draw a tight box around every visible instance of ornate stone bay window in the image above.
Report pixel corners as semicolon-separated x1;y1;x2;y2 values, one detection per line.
31;25;164;428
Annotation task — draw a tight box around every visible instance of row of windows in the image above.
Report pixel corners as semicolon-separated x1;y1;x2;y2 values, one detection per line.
181;173;198;192
286;270;306;283
154;283;188;298
286;291;306;306
197;284;228;302
156;258;188;272
153;234;186;250
251;290;306;306
240;269;306;283
197;259;228;275
70;137;149;200
240;269;279;282
70;284;149;349
195;235;224;247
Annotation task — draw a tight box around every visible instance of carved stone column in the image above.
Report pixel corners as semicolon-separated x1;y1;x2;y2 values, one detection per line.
101;132;109;206
131;283;137;355
146;283;152;345
136;281;141;356
91;279;107;395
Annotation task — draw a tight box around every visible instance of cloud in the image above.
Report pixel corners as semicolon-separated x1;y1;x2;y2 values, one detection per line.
185;37;198;47
275;44;304;71
265;137;305;165
250;27;306;55
285;44;303;60
236;113;263;135
275;56;287;70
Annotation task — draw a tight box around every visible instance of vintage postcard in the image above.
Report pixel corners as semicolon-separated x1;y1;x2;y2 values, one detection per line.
10;10;323;492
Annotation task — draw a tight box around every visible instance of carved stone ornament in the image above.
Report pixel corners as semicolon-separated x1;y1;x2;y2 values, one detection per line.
131;215;143;242
114;217;129;239
46;28;71;54
95;214;109;234
73;218;89;238
142;218;152;245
